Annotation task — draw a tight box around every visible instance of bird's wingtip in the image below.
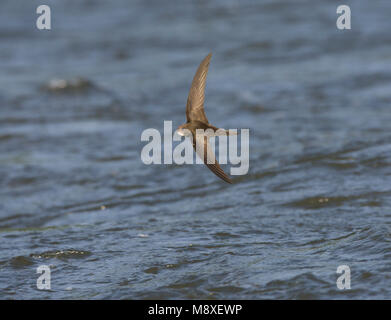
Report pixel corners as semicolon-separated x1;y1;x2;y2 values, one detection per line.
225;177;233;184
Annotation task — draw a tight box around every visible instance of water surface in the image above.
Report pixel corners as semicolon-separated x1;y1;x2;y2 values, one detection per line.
0;0;391;299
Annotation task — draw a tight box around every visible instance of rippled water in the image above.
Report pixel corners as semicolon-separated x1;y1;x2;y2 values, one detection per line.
1;0;391;299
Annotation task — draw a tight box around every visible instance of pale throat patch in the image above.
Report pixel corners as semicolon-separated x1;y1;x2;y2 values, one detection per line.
177;129;192;137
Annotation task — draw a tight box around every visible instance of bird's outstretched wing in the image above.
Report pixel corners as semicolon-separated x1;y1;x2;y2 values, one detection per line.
186;53;212;123
193;134;233;184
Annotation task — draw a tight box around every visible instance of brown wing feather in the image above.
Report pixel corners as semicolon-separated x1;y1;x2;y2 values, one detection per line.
193;135;233;184
186;53;212;123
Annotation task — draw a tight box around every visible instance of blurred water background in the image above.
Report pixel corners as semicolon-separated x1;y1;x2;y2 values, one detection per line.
0;0;391;299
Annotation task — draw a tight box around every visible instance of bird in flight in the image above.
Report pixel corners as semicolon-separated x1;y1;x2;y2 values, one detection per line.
177;53;235;184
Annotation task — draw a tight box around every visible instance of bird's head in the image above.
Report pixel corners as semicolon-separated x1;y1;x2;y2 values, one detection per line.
177;123;192;137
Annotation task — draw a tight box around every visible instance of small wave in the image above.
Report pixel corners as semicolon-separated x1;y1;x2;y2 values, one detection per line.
42;77;94;93
9;256;35;269
30;249;91;260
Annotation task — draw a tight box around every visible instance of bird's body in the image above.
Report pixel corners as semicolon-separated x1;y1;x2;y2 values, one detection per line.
177;53;234;184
